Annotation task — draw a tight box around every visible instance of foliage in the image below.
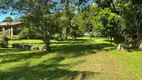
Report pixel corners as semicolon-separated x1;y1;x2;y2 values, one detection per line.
114;0;142;46
93;0;142;49
0;36;9;48
19;27;40;39
0;0;142;50
2;16;13;22
95;8;122;37
19;23;41;39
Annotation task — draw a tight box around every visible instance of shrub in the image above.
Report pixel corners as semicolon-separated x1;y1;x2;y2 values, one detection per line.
0;36;9;48
19;28;42;39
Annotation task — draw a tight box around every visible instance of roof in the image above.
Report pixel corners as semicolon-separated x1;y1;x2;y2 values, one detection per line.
0;22;23;27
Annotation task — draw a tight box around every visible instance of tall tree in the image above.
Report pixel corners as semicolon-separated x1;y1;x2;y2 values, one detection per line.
0;0;60;51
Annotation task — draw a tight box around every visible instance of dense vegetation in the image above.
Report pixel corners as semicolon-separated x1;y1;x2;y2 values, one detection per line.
0;0;142;80
0;0;142;51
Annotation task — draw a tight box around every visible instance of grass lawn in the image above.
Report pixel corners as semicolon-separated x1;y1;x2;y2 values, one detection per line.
0;37;142;80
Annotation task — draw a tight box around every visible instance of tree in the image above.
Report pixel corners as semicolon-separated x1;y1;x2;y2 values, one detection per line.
94;0;142;50
114;0;142;48
2;16;13;22
0;0;59;51
71;12;85;38
0;0;92;51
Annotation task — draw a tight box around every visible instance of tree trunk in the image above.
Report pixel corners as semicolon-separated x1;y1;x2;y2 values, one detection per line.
117;43;124;51
65;32;69;40
139;43;142;50
136;40;142;50
65;27;70;40
43;38;51;52
132;38;138;48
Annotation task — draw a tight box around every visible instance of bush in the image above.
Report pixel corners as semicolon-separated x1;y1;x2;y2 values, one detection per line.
19;28;42;39
0;36;9;48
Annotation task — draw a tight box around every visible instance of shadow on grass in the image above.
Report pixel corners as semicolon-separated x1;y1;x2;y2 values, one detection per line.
103;39;142;52
0;48;26;53
51;43;115;58
0;38;113;80
125;47;142;52
51;39;89;45
0;68;100;80
104;40;142;52
0;43;115;64
0;49;46;64
0;54;101;80
104;39;114;43
11;39;89;45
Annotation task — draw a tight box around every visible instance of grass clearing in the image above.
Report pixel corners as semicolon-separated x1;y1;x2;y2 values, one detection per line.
0;37;142;80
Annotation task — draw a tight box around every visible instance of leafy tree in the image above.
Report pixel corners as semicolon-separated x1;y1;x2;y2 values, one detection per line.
114;0;142;47
0;0;59;51
2;16;13;22
71;12;84;38
95;0;142;49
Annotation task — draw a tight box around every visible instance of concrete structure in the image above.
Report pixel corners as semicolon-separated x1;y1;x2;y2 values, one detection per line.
0;22;24;39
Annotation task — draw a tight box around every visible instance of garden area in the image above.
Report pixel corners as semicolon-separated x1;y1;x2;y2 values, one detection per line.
0;0;142;80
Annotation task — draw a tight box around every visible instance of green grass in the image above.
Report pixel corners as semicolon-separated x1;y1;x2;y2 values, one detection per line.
0;37;142;80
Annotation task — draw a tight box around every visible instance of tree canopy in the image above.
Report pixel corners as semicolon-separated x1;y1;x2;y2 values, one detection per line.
2;16;13;22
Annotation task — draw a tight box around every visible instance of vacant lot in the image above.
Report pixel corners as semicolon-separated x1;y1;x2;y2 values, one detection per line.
0;37;141;80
